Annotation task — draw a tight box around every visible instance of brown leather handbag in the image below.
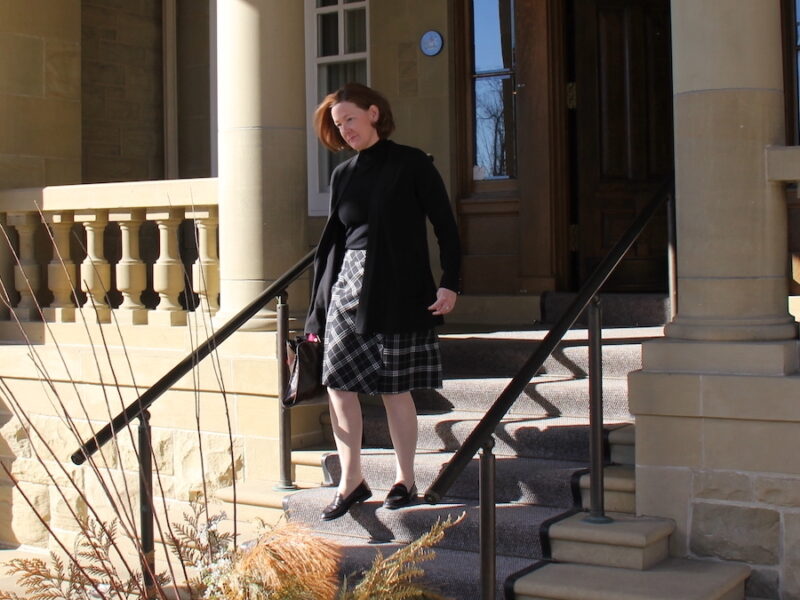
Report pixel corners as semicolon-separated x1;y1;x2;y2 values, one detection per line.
283;337;326;406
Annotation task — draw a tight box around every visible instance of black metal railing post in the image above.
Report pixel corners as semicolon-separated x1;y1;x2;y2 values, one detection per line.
667;192;678;321
585;297;612;524
275;292;297;491
480;437;496;600
138;410;155;600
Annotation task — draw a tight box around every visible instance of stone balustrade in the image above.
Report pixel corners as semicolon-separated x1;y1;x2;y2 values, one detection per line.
0;178;218;325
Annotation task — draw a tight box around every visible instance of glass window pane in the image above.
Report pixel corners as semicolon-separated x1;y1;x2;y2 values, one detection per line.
344;0;361;3
317;0;338;6
317;60;367;99
473;0;513;73
318;12;339;57
317;60;367;192
796;0;800;41
473;76;516;179
345;8;367;53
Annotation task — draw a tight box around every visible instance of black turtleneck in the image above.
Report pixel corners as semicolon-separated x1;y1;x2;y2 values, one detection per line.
337;138;388;249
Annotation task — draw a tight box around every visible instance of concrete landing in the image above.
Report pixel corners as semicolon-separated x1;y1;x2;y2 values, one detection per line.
513;557;749;600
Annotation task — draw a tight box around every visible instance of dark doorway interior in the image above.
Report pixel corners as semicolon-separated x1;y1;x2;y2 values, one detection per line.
568;0;674;291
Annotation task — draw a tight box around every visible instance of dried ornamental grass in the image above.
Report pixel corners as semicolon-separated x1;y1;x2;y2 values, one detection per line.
340;513;464;600
217;522;341;600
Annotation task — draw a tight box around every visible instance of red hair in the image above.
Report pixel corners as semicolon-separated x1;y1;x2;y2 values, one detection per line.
314;82;395;152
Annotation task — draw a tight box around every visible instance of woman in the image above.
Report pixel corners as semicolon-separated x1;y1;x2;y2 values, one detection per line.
305;83;461;521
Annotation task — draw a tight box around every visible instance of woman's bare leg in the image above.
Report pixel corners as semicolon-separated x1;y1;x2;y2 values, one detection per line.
327;388;364;495
382;391;418;487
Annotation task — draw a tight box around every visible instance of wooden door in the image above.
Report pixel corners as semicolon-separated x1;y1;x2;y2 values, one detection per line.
572;0;673;291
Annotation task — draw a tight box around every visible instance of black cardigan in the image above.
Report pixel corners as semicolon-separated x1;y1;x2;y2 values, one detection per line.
305;140;461;336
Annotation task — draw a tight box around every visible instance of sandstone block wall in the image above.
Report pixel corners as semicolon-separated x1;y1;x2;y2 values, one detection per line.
82;0;164;183
0;324;326;551
690;470;800;599
0;0;81;189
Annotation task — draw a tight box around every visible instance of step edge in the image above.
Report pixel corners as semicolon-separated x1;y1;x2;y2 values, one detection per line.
548;513;675;547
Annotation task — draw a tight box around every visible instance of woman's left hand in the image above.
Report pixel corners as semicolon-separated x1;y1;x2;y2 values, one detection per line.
428;287;458;316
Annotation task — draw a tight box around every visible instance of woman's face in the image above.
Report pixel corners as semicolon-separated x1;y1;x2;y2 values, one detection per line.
331;101;380;151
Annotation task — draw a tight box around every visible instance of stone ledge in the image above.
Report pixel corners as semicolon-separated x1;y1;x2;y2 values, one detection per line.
514;557;750;600
549;512;674;570
642;338;799;376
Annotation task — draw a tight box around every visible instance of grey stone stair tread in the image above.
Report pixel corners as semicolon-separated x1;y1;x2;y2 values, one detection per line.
539;293;670;328
410;376;631;418
512;557;750;600
284;487;564;559
439;333;657;379
360;407;630;461
317;531;535;600
322;450;586;506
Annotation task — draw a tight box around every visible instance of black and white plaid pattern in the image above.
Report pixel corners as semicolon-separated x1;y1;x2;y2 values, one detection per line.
322;249;443;394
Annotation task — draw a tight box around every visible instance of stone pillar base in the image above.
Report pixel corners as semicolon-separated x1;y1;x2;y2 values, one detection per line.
642;338;800;375
666;315;798;343
631;368;800;568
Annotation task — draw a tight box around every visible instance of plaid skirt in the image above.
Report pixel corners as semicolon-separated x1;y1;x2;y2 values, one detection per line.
322;249;443;394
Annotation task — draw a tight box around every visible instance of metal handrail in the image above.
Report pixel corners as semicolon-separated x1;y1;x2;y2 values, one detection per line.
70;248;315;464
425;181;674;505
69;248;315;600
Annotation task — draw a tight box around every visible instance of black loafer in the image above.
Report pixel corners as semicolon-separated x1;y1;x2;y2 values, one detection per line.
383;482;417;509
321;481;372;520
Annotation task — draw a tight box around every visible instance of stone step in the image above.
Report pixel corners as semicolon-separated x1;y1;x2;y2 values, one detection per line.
357;407;631;461
578;465;636;514
609;423;635;465
539;293;670;328
321;531;533;600
284;486;565;559
409;376;632;418
511;557;749;600
321;450;585;506
439;327;660;379
547;512;674;570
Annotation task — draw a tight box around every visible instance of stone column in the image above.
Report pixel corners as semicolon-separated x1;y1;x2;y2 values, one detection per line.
215;0;307;331
630;4;800;592
665;0;797;347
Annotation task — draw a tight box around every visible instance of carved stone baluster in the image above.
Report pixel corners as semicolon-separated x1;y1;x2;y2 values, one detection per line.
111;209;147;325
147;207;186;326
187;207;219;315
76;209;111;323
42;211;76;323
7;213;41;321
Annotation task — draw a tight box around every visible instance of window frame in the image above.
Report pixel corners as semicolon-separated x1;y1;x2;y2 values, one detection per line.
456;0;520;200
782;0;800;145
304;0;370;216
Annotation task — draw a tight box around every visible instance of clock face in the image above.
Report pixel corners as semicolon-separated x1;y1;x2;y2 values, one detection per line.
420;30;443;56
